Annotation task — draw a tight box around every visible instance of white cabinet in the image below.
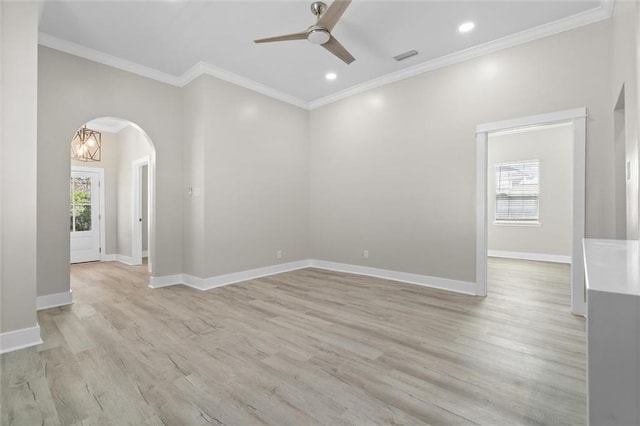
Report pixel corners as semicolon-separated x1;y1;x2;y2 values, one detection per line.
583;239;640;426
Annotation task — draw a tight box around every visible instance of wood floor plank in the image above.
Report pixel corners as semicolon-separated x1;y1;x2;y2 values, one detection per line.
1;257;585;425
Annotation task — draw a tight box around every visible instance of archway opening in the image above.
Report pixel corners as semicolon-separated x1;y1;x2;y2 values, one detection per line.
69;117;156;277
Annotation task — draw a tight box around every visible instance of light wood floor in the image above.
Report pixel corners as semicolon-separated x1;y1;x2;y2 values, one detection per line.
1;258;585;425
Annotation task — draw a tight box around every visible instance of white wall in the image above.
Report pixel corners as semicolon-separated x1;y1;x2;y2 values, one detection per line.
38;46;183;298
182;75;310;278
487;124;573;258
116;125;152;257
310;19;613;283
71;131;118;255
1;1;39;334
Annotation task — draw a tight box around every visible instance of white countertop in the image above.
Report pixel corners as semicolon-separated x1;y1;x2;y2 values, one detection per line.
583;238;640;296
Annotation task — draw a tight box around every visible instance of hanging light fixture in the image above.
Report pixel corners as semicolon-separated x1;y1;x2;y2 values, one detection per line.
71;125;101;162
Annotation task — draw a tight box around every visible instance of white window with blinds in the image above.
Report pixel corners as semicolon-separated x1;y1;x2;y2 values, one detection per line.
495;159;540;222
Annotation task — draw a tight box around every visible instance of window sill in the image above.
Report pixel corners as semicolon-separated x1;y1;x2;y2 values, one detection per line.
493;221;541;227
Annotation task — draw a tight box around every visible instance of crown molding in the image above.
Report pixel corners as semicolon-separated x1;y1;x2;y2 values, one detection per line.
602;0;615;17
38;32;181;87
178;62;309;109
38;1;612;112
38;32;310;109
308;3;612;109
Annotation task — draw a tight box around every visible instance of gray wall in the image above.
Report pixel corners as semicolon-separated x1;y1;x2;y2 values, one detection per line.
309;19;614;283
182;77;206;278
1;1;38;333
487;124;573;257
610;0;639;240
637;3;640;217
38;46;183;298
71;131;118;255
182;75;310;278
116;125;152;257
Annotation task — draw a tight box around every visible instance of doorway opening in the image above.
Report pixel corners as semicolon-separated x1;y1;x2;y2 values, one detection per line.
476;108;587;316
614;86;629;239
132;156;150;271
69;117;155;275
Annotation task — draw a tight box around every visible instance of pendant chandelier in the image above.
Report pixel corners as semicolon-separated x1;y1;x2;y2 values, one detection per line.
71;125;101;162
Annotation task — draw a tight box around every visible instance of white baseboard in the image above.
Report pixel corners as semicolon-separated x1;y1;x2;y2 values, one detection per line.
191;260;311;291
0;324;43;354
103;253;142;266
150;260;311;290
37;291;73;310
149;274;184;289
488;250;572;264
149;259;477;296
116;254;138;265
142;250;148;257
308;259;477;295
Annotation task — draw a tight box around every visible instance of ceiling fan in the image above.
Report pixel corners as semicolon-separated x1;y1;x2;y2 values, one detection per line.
254;0;355;65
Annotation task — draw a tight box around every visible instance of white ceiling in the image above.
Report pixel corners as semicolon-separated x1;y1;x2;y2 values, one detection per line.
38;0;610;109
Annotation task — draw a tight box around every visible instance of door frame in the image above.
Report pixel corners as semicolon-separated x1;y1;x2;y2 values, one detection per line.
70;166;106;262
476;107;587;316
132;156;150;267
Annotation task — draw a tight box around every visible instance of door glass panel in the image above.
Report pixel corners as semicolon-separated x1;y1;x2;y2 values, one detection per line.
74;205;91;231
70;176;92;232
74;178;91;204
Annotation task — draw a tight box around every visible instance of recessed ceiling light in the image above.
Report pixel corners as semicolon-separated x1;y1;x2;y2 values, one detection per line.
458;22;475;33
325;72;337;81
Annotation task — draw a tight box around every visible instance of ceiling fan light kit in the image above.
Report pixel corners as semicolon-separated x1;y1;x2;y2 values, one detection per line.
254;0;355;65
307;27;331;45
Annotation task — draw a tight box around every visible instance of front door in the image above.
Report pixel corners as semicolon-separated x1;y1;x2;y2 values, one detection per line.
70;168;101;263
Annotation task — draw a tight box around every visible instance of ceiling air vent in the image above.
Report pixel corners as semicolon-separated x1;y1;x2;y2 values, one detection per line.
393;50;418;62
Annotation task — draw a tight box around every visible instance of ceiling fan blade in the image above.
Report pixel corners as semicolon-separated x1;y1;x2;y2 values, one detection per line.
254;32;307;44
317;0;351;31
322;35;355;64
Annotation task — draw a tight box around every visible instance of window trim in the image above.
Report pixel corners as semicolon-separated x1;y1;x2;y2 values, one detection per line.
493;220;542;227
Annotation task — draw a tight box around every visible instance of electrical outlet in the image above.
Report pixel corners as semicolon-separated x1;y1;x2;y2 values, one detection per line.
276;250;282;259
363;250;369;259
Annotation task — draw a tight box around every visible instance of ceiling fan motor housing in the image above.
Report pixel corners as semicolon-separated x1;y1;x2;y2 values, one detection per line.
310;2;327;17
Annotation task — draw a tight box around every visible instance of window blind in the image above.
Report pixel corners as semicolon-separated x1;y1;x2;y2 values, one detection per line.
495;160;539;221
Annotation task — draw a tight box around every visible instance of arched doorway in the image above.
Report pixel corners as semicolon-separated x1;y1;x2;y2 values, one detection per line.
69;117;156;275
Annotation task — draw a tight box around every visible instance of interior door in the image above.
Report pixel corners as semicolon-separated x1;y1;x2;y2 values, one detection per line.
70;169;101;263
